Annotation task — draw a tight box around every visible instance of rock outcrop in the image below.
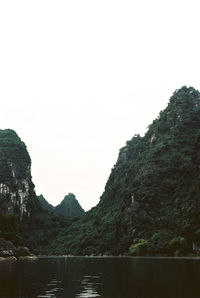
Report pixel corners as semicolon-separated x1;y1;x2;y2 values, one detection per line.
0;238;31;261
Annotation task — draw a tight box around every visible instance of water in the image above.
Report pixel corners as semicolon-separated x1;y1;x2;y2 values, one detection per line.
0;256;200;297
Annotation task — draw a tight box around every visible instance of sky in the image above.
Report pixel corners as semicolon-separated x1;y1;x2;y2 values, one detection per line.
0;0;200;211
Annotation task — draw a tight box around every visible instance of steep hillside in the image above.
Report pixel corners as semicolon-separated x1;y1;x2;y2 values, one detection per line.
0;130;67;254
50;86;200;256
0;129;35;220
55;193;85;217
37;195;55;214
0;129;49;253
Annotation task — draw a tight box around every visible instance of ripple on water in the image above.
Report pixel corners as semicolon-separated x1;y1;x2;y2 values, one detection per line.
75;275;101;298
37;278;64;297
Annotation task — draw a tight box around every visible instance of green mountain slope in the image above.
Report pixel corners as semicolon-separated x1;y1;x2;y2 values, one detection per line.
50;86;200;256
20;198;71;255
55;193;85;217
37;193;85;218
37;195;55;214
20;195;84;254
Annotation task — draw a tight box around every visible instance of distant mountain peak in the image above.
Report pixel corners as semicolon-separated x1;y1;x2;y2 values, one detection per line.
37;195;55;214
62;193;76;201
38;193;85;218
55;193;85;217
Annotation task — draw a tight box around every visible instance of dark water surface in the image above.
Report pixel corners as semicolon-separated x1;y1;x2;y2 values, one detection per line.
0;256;200;298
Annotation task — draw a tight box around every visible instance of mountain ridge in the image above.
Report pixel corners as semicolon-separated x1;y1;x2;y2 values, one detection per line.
37;193;84;217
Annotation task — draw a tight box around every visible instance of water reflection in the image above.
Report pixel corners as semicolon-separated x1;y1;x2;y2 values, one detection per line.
76;275;101;297
37;277;63;297
0;257;200;297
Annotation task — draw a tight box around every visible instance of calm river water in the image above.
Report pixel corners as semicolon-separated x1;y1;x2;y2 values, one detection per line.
0;256;200;297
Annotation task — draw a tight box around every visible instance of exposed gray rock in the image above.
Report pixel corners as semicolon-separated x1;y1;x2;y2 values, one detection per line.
0;238;33;259
0;238;15;251
18;256;38;260
14;246;31;257
0;250;14;257
6;256;17;261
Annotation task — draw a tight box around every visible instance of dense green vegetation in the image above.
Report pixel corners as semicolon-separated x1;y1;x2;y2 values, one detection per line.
21;194;85;254
0;213;20;246
0;129;31;184
20;197;72;255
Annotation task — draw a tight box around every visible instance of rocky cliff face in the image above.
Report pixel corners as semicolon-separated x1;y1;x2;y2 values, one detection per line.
0;130;35;220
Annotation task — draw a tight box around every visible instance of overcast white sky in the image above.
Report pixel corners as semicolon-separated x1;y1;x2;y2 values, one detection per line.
0;0;200;210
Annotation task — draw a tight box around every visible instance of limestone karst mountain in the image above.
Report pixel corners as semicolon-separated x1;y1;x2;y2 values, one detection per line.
55;193;85;217
0;129;35;220
37;195;55;214
49;86;200;256
38;193;85;217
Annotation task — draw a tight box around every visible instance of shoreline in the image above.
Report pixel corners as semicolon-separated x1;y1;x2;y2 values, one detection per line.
1;254;200;261
34;255;200;260
0;255;38;262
